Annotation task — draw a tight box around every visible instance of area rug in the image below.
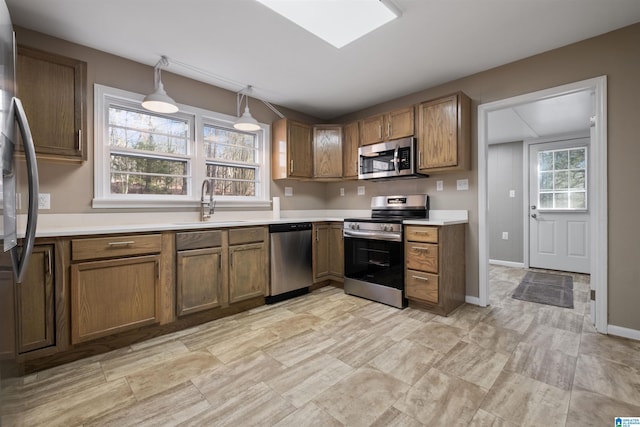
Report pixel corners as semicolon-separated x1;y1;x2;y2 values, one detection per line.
512;271;574;308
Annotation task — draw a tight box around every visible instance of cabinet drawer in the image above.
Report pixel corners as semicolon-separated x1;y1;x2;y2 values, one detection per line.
405;270;438;304
72;234;162;261
176;230;223;251
406;242;438;273
405;226;438;243
228;227;265;245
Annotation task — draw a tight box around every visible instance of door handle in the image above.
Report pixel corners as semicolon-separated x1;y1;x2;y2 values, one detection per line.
531;213;537;219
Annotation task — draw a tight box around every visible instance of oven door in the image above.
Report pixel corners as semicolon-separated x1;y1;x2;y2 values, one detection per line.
344;234;404;289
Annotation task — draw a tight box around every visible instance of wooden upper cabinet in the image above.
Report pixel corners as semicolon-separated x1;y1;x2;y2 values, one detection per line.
416;92;471;173
342;121;359;179
359;107;414;146
313;125;342;179
272;118;313;179
16;45;87;162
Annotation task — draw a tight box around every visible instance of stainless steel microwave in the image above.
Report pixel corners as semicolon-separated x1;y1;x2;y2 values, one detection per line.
358;137;423;180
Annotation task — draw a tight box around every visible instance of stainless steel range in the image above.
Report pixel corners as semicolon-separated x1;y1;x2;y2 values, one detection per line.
343;194;429;308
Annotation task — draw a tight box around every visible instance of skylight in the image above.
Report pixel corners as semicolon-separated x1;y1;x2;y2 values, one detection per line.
256;0;401;49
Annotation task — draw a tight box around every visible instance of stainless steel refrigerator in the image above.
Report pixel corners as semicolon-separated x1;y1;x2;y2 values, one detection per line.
0;0;39;420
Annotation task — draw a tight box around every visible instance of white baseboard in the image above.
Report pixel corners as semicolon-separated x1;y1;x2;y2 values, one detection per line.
489;259;525;268
465;295;483;306
607;324;640;341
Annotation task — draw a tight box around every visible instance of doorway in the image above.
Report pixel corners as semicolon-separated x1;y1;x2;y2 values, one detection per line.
478;76;608;333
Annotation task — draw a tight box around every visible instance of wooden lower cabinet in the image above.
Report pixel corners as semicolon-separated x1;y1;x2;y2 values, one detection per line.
313;222;344;283
229;242;266;303
70;234;162;344
176;247;223;316
328;223;344;278
16;245;55;354
71;255;160;344
405;224;465;315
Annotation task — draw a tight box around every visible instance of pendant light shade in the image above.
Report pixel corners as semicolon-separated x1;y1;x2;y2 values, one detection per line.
234;87;261;131
142;56;179;114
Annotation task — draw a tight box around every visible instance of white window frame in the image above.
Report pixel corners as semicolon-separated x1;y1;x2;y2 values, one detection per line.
93;84;271;208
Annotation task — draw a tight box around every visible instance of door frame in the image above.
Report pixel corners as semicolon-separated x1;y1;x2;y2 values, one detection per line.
477;76;608;333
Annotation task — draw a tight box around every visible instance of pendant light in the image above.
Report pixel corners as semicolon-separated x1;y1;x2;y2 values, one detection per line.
142;56;179;114
234;86;261;131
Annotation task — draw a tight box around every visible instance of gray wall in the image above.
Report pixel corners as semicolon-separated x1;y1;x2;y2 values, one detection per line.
488;142;524;263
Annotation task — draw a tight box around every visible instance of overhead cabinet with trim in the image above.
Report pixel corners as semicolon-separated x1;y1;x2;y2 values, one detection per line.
272;118;313;179
416;92;471;173
16;45;87;161
342;121;359;179
313;125;343;179
359;106;414;146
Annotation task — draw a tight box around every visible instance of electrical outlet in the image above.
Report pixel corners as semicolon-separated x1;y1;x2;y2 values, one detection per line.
357;186;365;196
38;193;50;210
436;180;443;192
502;231;509;240
340;188;345;196
284;187;293;197
456;179;469;191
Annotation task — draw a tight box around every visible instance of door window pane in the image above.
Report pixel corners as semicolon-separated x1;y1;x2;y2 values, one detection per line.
538;146;587;210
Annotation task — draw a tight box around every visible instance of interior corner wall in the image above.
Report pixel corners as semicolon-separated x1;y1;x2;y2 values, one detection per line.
488;142;524;264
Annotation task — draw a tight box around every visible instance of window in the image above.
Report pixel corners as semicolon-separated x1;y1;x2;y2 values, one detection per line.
203;124;258;197
538;147;587;210
94;85;270;208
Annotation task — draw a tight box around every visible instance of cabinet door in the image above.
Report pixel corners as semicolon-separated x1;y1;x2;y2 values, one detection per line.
417;93;470;173
313;223;330;281
328;223;344;277
359;115;385;146
229;242;266;303
176;247;223;316
417;95;458;170
313;126;342;179
16;46;86;161
342;121;359;179
71;255;159;344
15;245;55;353
289;121;313;178
387;107;414;140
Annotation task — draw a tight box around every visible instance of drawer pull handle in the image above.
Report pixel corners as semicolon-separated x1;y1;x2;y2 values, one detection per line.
412;275;429;281
412;246;430;251
414;231;429;235
107;241;135;247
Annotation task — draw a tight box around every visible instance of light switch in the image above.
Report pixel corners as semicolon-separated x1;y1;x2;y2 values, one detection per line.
357;186;365;196
456;179;469;191
509;189;516;198
340;188;345;196
502;232;509;240
284;187;293;197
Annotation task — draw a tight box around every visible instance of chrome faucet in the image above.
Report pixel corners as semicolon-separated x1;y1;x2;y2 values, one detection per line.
200;179;215;221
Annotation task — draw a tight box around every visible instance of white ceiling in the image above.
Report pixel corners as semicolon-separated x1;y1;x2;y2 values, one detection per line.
487;90;593;144
6;0;640;121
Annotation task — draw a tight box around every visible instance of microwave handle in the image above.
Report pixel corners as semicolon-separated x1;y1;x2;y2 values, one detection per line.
393;144;400;175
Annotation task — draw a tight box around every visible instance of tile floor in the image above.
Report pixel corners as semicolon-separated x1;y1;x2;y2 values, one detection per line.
2;265;640;426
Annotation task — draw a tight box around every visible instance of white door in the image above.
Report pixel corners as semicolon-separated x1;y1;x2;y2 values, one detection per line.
529;138;590;274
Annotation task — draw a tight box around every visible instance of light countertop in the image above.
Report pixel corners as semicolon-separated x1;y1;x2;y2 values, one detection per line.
13;209;468;238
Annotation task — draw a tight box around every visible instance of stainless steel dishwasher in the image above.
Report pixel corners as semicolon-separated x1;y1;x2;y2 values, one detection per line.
267;222;313;304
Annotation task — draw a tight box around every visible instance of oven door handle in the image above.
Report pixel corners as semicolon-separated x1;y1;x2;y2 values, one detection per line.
343;229;402;242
